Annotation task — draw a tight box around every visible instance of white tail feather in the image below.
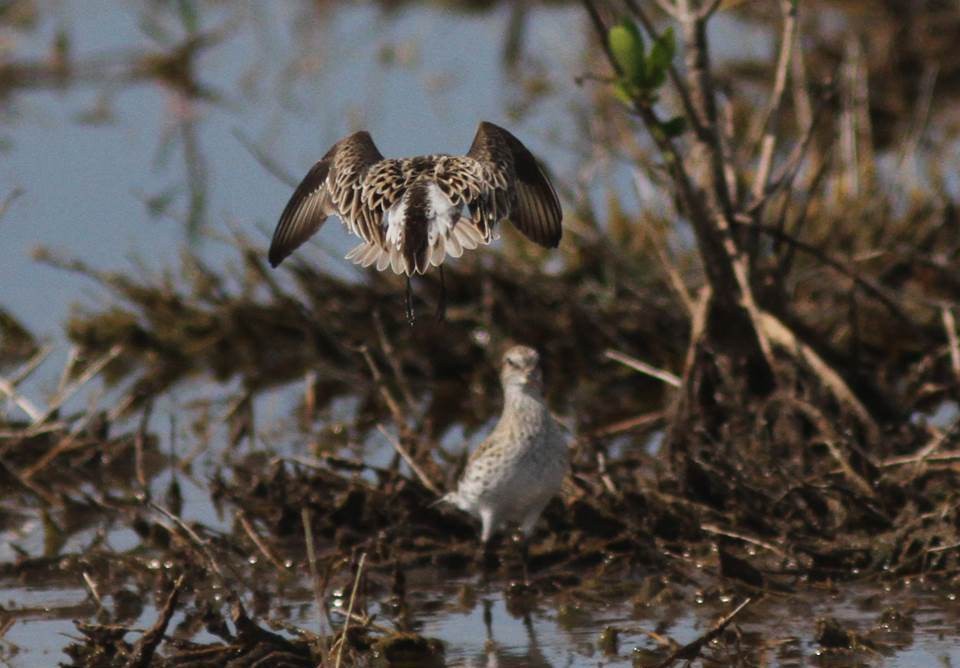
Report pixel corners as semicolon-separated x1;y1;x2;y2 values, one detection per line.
346;183;496;276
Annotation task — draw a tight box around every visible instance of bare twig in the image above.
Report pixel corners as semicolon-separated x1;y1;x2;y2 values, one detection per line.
654;597;753;667
134;402;152;490
0;375;43;421
150;501;228;585
56;346;79;398
376;424;441;495
577;410;665;441
760;312;880;442
373;311;418;415
9;344;53;387
357;346;407;432
0;457;58;505
232;127;299;188
237;510;287;572
596;450;619;496
0;187;23;222
302;507;331;656
733;218;916;329
632;173;695;316
605;349;681;388
699;0;723;19
123;574;185;668
33;344;122;426
941;306;960;384
334;553;366;668
701;524;788;558
896;63;938;180
303;369;317;424
750;0;798;202
81;572;103;611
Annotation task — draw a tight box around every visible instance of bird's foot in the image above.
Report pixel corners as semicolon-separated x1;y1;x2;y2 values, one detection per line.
405;277;416;326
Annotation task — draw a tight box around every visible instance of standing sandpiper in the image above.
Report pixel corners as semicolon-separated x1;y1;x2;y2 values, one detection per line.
440;345;568;545
267;122;563;323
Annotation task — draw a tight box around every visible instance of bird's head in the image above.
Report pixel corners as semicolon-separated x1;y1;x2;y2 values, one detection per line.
500;345;543;393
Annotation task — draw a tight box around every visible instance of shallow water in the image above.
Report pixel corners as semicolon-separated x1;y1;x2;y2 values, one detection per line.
6;573;960;666
3;2;960;666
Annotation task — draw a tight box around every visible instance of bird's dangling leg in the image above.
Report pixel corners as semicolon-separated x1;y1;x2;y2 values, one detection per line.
435;265;447;322
405;276;415;326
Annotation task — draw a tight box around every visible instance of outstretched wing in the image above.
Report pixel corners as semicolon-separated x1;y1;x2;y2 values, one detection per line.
268;131;385;267
465;121;563;248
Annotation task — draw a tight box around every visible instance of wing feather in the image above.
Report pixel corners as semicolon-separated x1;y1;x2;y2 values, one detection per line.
268;131;385;267
465;121;562;248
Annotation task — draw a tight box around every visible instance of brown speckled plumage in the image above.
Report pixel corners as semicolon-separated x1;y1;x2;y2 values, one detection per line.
268;122;563;276
441;346;569;543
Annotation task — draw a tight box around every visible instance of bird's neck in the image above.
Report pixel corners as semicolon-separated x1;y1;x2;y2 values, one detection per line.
502;383;546;416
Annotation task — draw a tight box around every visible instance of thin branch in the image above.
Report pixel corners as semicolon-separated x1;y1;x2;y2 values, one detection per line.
605;349;681;387
150;501;229;585
632;172;696;316
654;597;753;667
376;424;441;495
700;523;788;558
33;345;122;426
357;346;407;432
760;313;880;442
334;553;366;668
373;311;417;415
9;344;53;386
751;0;798;202
232;126;298;188
576;410;665;442
0;375;43;421
733;218;916;329
941;306;960;384
896;63;937;179
81;572;104;611
236;510;288;572
699;0;723;19
124;574;185;668
651;0;679;19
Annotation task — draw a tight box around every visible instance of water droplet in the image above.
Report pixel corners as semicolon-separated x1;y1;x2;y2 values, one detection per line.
248;555;258;565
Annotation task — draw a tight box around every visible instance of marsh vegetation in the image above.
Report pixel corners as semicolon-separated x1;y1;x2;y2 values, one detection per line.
2;0;960;665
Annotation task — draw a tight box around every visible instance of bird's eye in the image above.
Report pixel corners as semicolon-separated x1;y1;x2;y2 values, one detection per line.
507;358;520;368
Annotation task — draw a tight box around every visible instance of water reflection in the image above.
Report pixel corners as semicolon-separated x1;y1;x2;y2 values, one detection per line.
5;1;960;666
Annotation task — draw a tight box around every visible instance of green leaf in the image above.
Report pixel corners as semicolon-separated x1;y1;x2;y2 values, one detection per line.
647;26;676;86
608;20;645;84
